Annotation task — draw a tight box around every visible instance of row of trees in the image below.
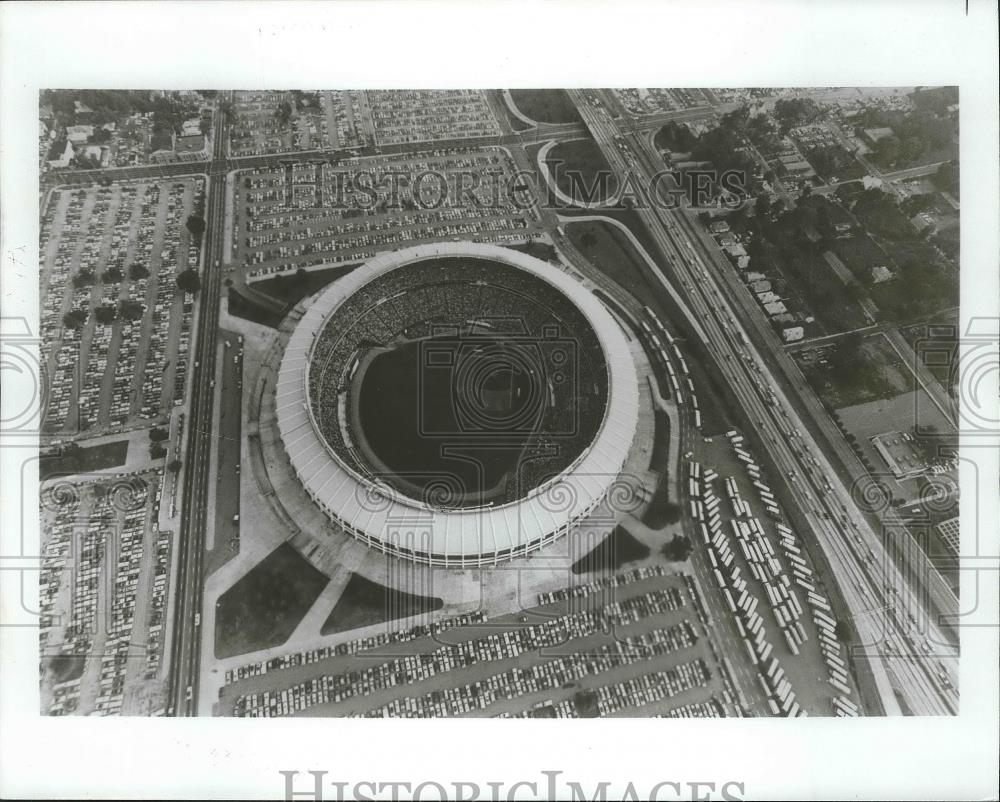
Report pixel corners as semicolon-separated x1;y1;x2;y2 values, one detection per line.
772;97;823;135
62;298;147;330
62;264;199;330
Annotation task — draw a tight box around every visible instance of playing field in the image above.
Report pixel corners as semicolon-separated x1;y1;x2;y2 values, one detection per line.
356;335;560;507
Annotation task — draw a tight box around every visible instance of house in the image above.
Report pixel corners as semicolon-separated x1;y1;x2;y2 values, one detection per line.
749;279;772;294
871;265;893;283
764;301;788;316
181;117;204;137
772;313;796;325
149;147;176;164
862;127;895;145
782;326;805;343
708;220;731;234
757;291;780;305
65;124;94;144
46;139;74;168
725;243;747;259
717;233;737;247
745;271;766;283
736;255;751;270
81;145;110;167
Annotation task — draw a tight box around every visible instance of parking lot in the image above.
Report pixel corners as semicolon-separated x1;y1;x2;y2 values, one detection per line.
366;90;500;146
228;90;372;157
234;148;541;282
39;178;204;438
39;469;174;716
683;429;862;717
218;569;736;718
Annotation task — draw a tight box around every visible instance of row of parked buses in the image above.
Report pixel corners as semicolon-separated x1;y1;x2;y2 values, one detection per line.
832;694;859;717
688;461;810;717
692;442;858;716
775;522;854;699
726;430;780;518
643;306;703;432
761;655;803;716
723;432;855;704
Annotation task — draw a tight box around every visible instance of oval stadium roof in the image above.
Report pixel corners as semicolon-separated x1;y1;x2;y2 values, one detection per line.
274;242;640;567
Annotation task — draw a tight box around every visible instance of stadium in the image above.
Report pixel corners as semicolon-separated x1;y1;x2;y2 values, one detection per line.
274;242;639;567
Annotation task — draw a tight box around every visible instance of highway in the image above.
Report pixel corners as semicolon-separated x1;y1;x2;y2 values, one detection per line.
626;127;962;637
165;93;232;716
566;89;958;715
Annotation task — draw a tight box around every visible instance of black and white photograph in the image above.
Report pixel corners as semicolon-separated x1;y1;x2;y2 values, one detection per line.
1;2;997;800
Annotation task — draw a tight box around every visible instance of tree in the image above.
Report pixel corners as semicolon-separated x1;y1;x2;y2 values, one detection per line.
101;267;123;284
773;97;821;134
176;268;201;293
128;263;149;281
870;136;901;168
834;620;852;644
149;426;169;442
275;101;293;126
199;118;211;136
149;443;167;460
72;270;95;289
118;299;145;321
932;160;959;198
62;309;88;330
94;304;117;325
661;534;693;562
167;459;182;474
185;214;206;240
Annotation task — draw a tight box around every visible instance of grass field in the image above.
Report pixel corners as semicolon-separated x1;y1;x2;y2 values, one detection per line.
900;313;959;394
803;335;914;409
214;543;329;659
650;411;671;474
226;288;283;329
357;338;541;505
545;138;617;205
643;476;679;529
565;217;734;437
570;525;650;575
39;439;129;481
320;573;443;636
508;89;583;125
566;218;668;311
253;264;358;309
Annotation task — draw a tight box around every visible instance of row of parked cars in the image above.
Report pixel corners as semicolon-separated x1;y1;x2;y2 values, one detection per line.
233;587;690;717
363;621;700;719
